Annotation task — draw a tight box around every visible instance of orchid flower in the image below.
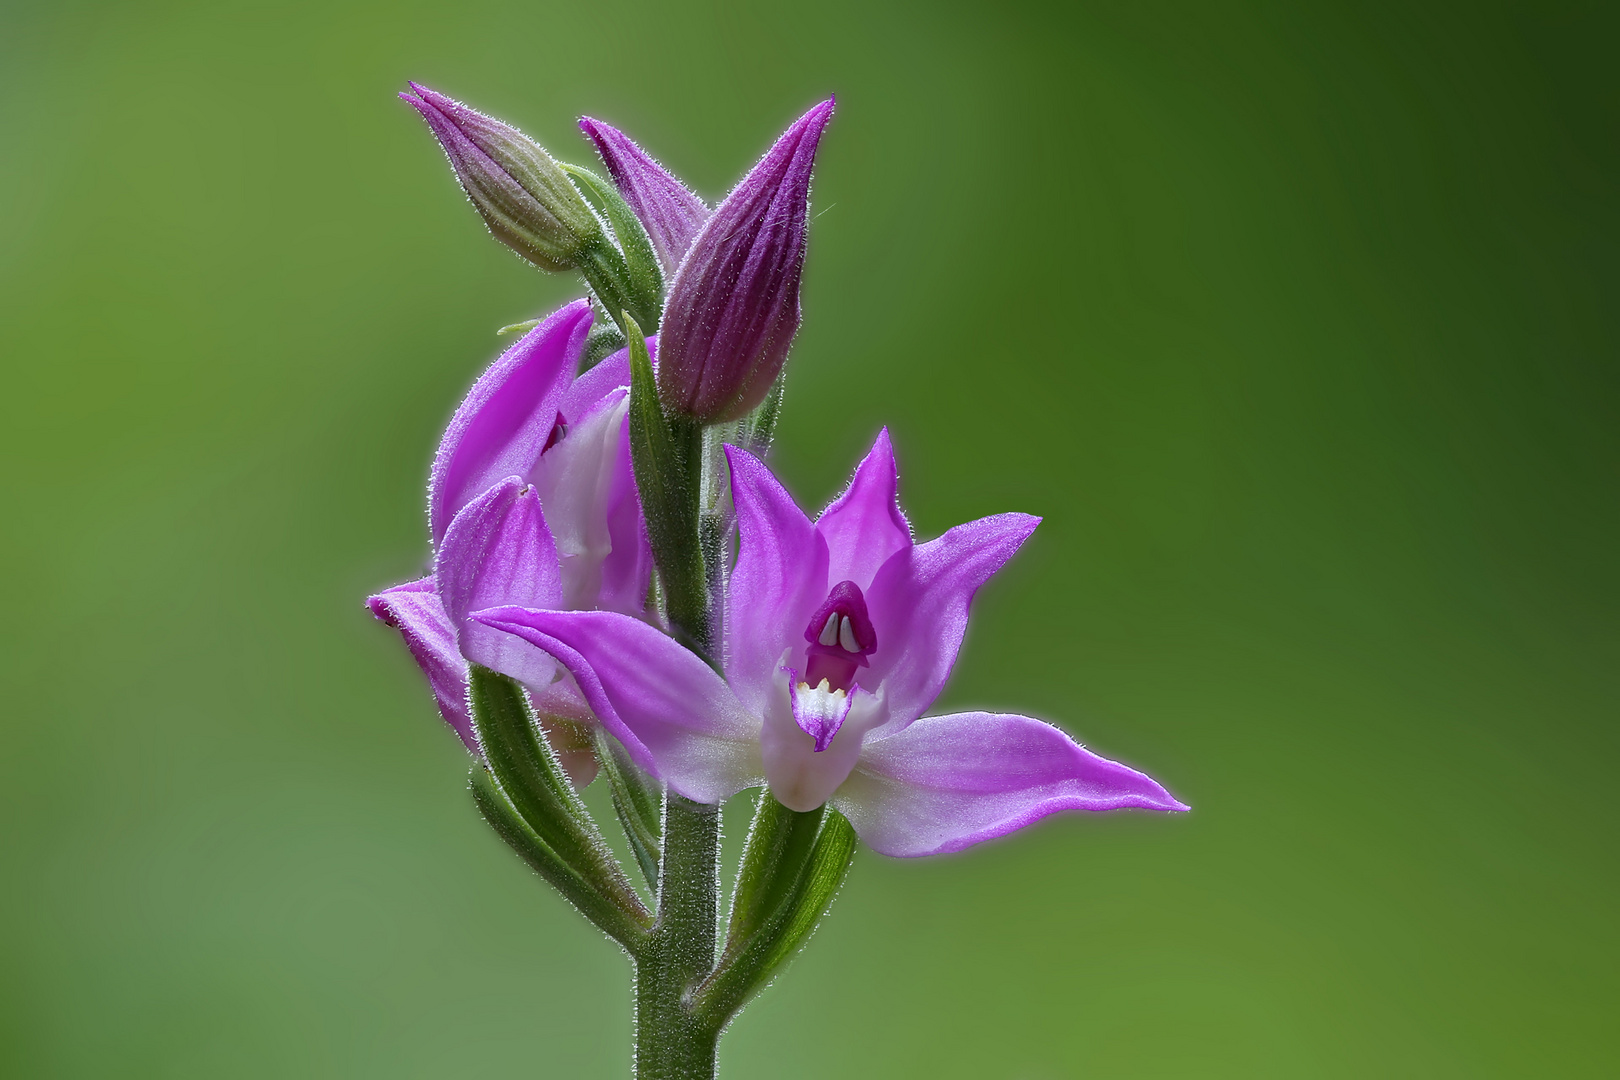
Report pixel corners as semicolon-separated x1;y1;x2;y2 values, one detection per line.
367;299;653;782
475;430;1186;856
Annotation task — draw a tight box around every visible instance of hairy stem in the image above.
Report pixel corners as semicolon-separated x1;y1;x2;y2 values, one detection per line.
634;796;721;1079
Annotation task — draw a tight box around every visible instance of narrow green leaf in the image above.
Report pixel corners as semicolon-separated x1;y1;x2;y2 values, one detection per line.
470;766;650;950
723;793;826;954
758;810;856;972
593;726;663;890
562;163;663;333
625;316;710;655
467;665;650;927
694;803;857;1027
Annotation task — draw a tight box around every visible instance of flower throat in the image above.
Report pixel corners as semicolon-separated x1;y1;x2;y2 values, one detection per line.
801;580;876;693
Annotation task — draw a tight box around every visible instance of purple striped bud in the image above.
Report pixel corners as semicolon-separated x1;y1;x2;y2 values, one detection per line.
402;83;602;272
656;99;834;424
578;117;710;277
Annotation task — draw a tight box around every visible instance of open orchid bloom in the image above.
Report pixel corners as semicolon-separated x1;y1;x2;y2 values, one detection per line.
368;299;654;781
475;430;1186;856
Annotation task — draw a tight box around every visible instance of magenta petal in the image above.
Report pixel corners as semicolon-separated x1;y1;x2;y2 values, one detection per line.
428;300;592;546
530;390;632;610
512;664;599;789
862;512;1041;732
594;405;654;617
815;427;911;589
436;478;564;687
471;608;761;804
366;578;476;754
554;334;650;428
547;336;651;618
723;444;829;715
835;711;1188;857
579;117;710;276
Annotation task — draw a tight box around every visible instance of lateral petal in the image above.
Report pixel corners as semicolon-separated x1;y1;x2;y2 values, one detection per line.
366;577;475;753
366;578;598;786
472;608;761;804
428;299;592;546
594;403;655;619
723;444;829;715
436;478;564;688
553;334;649;429
835;711;1188;857
529;390;631;610
862;512;1040;734
579;117;710;276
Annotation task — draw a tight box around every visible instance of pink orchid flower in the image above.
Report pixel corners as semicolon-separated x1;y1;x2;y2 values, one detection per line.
368;300;653;781
475;430;1185;856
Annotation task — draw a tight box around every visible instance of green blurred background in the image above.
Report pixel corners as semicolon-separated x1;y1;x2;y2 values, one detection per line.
2;0;1615;1075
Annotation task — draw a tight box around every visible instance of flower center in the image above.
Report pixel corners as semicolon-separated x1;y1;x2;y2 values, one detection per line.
542;411;569;454
800;580;876;693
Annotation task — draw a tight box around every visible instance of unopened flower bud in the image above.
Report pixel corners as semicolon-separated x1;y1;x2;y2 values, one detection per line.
578;116;710;276
656;99;834;424
402;83;602;271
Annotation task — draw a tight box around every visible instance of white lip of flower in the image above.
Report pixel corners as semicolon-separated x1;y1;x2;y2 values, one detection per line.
796;676;846;707
762;661;870;811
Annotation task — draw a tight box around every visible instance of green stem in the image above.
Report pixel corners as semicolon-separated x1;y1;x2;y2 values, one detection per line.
575;238;640;340
661;416;712;658
626;323;711;661
624;316;730;1074
634;796;721;1079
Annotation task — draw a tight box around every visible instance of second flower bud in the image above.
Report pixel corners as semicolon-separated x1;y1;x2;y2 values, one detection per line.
402;83;602;271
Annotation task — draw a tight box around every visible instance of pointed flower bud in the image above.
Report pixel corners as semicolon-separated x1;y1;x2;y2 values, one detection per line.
656;99;834;424
579;117;711;277
402;83;602;272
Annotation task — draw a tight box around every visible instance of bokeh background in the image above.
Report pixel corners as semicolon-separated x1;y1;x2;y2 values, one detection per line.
3;0;1616;1075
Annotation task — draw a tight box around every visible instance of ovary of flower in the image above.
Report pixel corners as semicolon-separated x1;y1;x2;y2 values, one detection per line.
474;429;1187;857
